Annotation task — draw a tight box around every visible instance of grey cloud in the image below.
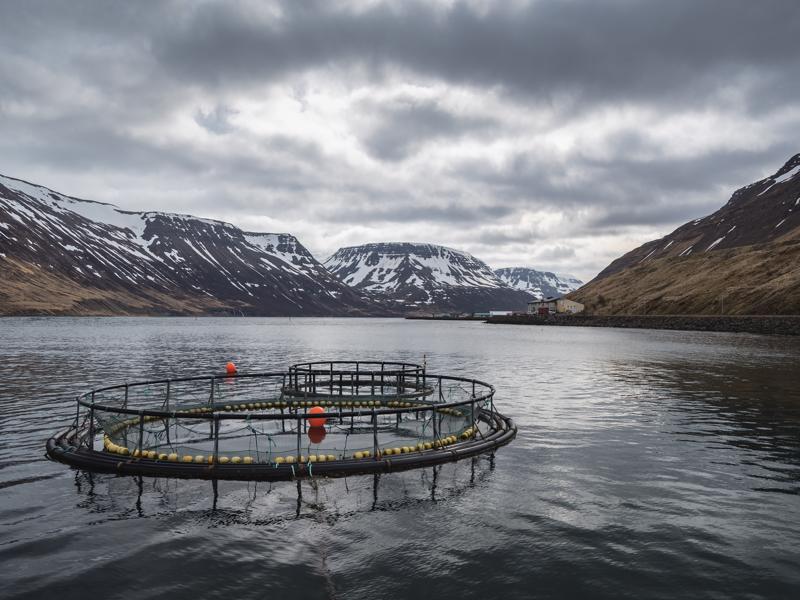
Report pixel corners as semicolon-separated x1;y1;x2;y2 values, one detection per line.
319;198;515;225
148;0;800;112
195;105;238;135
360;98;497;161
534;245;577;261
0;114;203;173
475;228;535;246
1;0;799;281
451;142;800;231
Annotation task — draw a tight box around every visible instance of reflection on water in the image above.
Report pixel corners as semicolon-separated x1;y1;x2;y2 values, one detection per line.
70;457;490;524
1;318;799;600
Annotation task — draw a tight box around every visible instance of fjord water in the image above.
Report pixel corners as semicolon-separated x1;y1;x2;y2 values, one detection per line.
1;318;799;599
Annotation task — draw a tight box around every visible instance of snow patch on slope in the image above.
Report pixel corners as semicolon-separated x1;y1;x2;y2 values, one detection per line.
494;267;583;298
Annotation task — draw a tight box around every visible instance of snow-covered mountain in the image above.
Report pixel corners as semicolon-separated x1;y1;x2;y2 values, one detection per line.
494;267;583;299
324;242;532;313
572;153;800;315
0;174;378;316
596;153;800;278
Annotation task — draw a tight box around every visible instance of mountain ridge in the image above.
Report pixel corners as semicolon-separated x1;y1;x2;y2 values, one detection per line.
325;242;533;313
0;173;381;316
571;153;800;315
494;267;583;299
594;153;800;280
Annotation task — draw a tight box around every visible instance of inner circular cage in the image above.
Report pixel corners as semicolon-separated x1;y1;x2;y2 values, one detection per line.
85;362;493;467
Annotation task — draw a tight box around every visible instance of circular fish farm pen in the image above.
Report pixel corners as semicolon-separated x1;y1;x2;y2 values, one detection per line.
46;361;516;481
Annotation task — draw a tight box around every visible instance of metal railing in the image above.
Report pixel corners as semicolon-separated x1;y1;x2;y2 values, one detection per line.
71;362;495;466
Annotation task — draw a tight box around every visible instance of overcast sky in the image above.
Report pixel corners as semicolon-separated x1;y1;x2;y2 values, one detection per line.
1;0;798;281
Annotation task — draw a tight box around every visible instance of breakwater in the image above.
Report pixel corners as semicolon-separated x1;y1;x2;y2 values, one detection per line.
486;314;800;336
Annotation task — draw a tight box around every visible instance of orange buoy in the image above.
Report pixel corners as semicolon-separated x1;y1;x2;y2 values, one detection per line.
226;361;237;375
308;405;327;427
308;426;326;445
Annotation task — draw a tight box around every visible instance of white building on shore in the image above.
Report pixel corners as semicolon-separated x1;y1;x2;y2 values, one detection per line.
527;296;585;315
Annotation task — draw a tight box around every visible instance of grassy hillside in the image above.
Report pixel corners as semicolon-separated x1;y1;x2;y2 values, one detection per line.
570;236;800;316
0;257;227;316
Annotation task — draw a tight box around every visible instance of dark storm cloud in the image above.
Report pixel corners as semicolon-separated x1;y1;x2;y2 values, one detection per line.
151;0;800;111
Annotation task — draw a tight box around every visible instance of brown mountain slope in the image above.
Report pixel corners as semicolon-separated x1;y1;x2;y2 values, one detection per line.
596;154;800;279
0;257;228;315
572;154;800;315
570;238;800;315
0;173;382;316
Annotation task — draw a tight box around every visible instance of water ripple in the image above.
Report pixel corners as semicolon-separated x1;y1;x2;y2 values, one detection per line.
1;317;799;599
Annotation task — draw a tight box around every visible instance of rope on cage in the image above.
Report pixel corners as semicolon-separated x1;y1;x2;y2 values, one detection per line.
342;427;351;459
246;413;256;460
246;417;279;463
265;431;276;462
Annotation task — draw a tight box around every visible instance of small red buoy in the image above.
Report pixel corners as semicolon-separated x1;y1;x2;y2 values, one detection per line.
226;362;237;375
308;405;326;427
308;426;326;445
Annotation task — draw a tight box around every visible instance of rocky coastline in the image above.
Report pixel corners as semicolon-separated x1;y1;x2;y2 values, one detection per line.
486;314;800;336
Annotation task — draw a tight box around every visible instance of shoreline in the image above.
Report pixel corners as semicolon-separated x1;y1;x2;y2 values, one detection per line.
485;314;800;336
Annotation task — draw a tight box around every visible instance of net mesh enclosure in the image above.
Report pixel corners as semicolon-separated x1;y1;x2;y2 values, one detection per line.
46;361;517;481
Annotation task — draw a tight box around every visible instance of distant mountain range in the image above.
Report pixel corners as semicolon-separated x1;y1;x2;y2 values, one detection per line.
324;242;534;313
0;174;566;316
494;267;582;299
0;174;375;315
571;153;800;315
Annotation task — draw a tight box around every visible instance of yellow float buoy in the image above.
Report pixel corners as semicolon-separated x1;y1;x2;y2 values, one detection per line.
231;456;242;464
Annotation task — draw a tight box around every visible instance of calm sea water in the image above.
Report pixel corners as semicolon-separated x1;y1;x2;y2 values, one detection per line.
1;317;799;600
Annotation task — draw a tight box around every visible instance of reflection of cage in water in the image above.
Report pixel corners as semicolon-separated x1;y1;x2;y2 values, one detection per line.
46;361;516;481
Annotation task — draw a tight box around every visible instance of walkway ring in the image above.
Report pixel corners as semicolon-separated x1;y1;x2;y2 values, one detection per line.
46;360;516;481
